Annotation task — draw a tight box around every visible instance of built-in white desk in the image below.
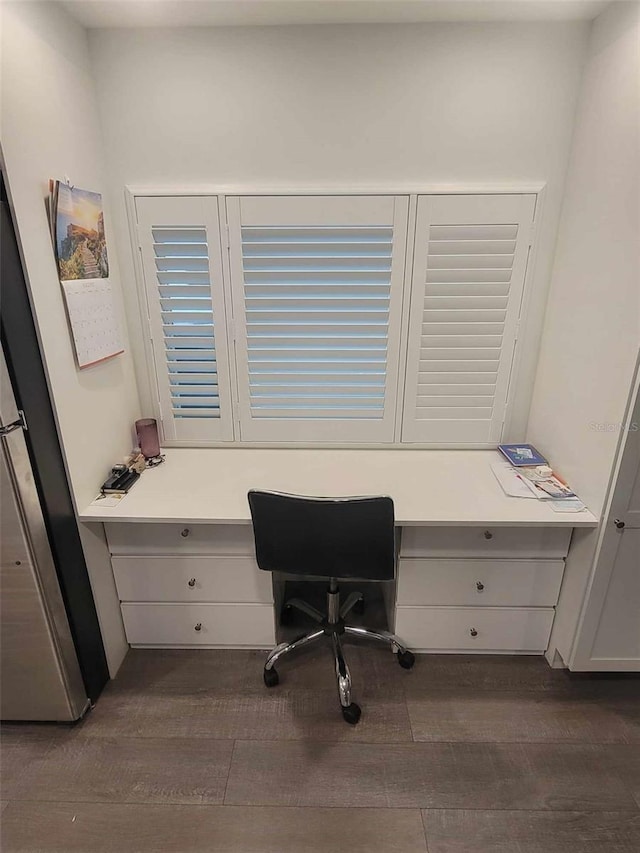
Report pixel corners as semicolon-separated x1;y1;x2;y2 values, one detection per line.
79;449;597;654
80;448;597;527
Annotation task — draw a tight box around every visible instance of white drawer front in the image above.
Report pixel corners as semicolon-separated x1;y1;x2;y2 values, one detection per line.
395;606;554;652
397;559;564;607
400;527;571;559
106;523;255;556
112;556;273;604
121;603;275;647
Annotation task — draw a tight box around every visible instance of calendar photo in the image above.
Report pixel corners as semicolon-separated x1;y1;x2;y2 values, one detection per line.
52;182;109;281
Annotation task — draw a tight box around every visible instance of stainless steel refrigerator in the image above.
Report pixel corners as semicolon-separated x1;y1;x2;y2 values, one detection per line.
0;166;108;720
1;348;89;721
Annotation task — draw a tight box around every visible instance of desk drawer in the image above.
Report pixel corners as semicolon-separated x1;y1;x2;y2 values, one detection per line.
121;603;275;647
397;559;564;607
112;556;273;604
395;606;554;652
400;527;571;559
106;523;255;556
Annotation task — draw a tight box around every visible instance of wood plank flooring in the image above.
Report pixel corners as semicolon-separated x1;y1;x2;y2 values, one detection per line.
2;646;640;852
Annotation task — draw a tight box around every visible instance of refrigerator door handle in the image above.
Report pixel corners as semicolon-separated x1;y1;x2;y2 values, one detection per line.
0;409;27;437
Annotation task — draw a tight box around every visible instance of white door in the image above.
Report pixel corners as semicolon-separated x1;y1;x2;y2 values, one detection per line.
572;370;640;670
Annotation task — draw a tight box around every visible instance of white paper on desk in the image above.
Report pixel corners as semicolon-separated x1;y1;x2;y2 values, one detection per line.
550;498;586;513
89;493;127;508
490;461;536;498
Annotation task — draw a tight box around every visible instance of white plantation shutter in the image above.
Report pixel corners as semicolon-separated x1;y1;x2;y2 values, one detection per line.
227;196;408;442
402;194;536;444
135;196;233;442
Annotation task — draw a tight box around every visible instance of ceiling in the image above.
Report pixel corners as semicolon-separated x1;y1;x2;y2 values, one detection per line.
60;0;610;29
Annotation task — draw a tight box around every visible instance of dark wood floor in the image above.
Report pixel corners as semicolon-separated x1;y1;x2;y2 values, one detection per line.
2;644;640;852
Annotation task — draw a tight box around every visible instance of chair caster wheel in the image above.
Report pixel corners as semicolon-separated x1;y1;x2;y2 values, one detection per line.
352;596;365;615
397;650;415;670
280;605;294;626
342;703;361;725
263;667;279;687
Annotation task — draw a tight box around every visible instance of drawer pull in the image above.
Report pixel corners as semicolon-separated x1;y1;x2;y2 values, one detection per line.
483;530;493;540
194;622;202;632
188;578;196;588
469;627;478;638
476;581;485;592
181;528;190;538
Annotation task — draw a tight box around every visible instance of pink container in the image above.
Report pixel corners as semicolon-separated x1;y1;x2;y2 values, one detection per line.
135;418;160;459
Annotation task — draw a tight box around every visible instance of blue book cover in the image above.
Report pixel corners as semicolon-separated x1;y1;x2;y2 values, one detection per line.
498;444;548;467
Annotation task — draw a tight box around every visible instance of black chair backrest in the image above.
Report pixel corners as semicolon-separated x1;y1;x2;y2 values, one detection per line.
247;490;395;581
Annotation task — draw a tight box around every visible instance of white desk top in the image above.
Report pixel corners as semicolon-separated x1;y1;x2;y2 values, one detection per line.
79;449;598;528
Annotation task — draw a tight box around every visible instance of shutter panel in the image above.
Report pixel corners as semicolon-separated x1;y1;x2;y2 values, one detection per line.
402;194;536;444
227;196;408;442
135;196;233;442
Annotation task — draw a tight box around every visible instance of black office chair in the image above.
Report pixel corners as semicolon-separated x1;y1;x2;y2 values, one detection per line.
248;490;415;724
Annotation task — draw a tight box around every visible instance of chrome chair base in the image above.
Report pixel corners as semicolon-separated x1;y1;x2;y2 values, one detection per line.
263;580;415;724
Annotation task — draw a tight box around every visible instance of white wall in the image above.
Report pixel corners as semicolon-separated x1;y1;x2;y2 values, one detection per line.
529;0;640;669
527;1;640;517
1;1;141;510
89;21;589;432
1;1;141;673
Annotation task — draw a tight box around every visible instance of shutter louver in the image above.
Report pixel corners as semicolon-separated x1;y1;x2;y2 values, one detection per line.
242;225;391;418
228;196;408;442
402;194;536;444
135;197;233;442
153;227;220;420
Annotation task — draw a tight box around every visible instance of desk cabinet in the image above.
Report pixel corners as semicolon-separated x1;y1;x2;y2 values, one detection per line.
104;523;570;653
105;524;275;649
112;556;272;603
400;527;571;559
396;558;565;607
395;526;571;652
107;523;255;556
121;603;275;647
395;607;555;652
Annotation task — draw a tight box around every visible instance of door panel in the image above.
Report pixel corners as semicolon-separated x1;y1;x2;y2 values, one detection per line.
571;368;640;670
591;530;640;660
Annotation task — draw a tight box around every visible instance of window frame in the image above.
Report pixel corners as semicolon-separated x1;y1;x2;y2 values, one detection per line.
126;186;544;449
